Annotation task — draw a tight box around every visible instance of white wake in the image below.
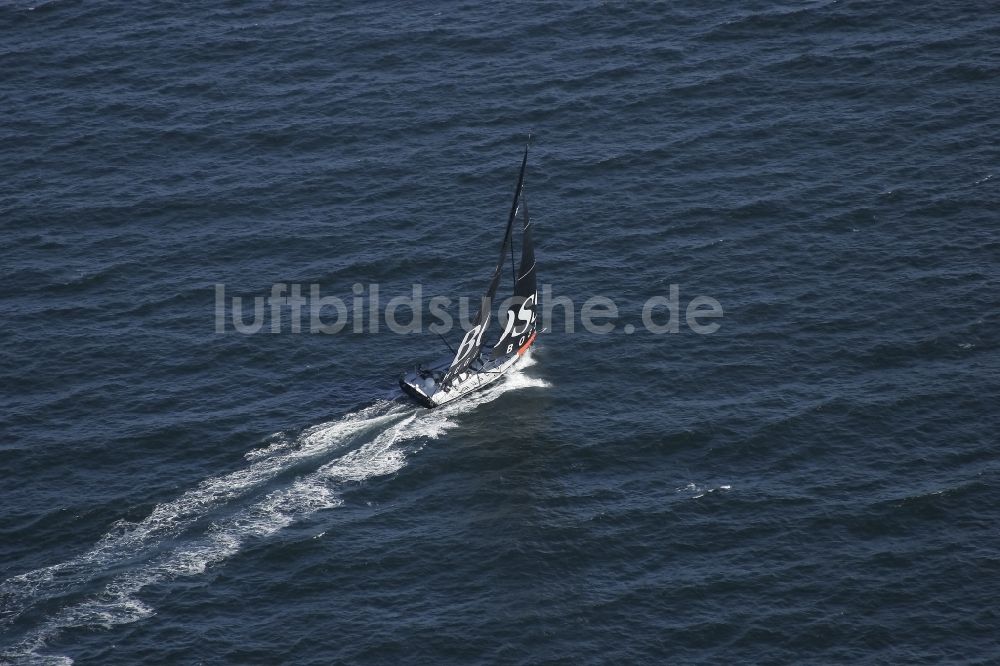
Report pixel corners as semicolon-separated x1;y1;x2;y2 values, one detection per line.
0;353;547;664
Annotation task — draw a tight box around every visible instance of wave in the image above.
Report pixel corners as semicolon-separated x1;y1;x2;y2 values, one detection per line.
0;352;547;664
677;482;733;500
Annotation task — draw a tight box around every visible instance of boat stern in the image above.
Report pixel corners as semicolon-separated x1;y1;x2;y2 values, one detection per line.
399;369;438;408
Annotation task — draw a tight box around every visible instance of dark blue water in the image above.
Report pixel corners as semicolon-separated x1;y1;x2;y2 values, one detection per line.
2;0;999;663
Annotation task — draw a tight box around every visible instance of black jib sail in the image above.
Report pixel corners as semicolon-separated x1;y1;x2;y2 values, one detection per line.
441;146;528;387
492;186;537;357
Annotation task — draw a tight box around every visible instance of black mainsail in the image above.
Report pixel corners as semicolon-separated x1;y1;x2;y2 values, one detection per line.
441;146;528;387
492;187;537;357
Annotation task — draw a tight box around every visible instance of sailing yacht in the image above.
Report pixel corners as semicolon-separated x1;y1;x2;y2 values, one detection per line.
399;144;538;408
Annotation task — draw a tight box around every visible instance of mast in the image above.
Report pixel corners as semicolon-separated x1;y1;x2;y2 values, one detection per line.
441;146;529;387
492;173;537;358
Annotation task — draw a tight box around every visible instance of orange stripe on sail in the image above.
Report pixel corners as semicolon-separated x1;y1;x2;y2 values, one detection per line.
517;331;537;355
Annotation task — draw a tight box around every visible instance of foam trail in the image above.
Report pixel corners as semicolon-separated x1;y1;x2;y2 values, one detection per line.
0;400;408;628
2;353;548;664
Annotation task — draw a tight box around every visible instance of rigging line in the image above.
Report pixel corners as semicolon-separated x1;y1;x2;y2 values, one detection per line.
523;186;529;235
510;201;518;285
510;144;528;286
437;332;456;355
511;186;528;283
